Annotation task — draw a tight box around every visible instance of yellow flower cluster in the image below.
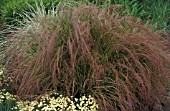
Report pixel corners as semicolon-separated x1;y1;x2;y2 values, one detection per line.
0;90;16;104
74;95;99;111
0;67;4;76
13;91;99;111
0;66;13;89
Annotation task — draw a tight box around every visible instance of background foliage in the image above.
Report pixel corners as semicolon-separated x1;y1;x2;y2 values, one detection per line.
0;0;170;31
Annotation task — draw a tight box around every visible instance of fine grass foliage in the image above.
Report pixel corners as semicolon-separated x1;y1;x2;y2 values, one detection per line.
2;1;170;111
1;0;62;26
139;0;170;31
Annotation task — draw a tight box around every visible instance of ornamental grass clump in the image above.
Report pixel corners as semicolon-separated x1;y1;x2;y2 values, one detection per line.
2;1;170;111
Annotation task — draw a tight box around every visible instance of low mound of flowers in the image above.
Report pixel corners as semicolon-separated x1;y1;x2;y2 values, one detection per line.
13;91;98;111
0;90;99;111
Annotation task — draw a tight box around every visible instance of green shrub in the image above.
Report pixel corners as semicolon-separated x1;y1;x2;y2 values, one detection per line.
3;1;170;111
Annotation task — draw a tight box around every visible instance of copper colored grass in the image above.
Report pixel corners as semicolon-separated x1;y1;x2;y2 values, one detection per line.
3;4;170;111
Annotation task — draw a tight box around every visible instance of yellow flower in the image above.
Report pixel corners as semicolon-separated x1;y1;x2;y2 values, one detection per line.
0;69;4;75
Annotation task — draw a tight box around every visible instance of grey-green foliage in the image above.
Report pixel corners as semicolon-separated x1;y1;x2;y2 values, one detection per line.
1;0;62;26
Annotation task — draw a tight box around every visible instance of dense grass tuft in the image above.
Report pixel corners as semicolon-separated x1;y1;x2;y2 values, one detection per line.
2;1;170;111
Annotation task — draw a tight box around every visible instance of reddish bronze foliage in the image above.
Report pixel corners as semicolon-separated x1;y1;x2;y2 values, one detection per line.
3;5;170;111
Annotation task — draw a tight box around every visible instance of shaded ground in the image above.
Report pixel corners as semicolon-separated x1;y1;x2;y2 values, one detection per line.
162;75;170;111
162;30;170;111
163;90;170;111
